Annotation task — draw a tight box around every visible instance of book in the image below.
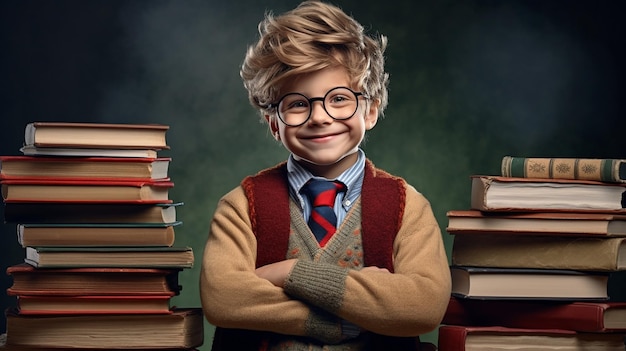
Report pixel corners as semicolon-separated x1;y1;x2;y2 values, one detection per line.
470;175;626;212
451;234;626;271
24;122;169;149
17;222;181;247
3;202;181;224
4;307;204;349
502;156;626;184
0;338;200;351
450;266;625;300
1;178;174;203
443;296;626;332
20;145;159;158
446;210;626;237
24;246;194;268
437;325;626;351
0;156;170;180
15;294;173;315
0;339;200;351
7;263;181;296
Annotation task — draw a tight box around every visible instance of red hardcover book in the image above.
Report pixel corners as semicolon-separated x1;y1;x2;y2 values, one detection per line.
437;325;626;351
443;297;626;332
0;156;171;180
1;178;173;203
16;294;173;315
6;263;181;296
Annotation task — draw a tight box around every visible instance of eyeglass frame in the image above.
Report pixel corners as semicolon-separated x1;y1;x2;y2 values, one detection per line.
266;86;369;127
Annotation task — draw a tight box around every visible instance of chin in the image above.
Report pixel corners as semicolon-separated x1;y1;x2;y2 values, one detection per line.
296;152;356;167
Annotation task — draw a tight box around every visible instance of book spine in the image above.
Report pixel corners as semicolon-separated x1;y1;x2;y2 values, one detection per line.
437;325;468;351
442;297;618;332
501;156;626;183
451;235;624;271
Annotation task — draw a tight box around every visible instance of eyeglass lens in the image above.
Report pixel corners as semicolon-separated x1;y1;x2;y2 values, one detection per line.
277;87;360;126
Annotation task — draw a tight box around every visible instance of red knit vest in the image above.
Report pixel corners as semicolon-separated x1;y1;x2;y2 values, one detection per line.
242;159;405;270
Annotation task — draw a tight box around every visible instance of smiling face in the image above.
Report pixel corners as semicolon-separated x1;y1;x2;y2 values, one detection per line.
265;66;379;178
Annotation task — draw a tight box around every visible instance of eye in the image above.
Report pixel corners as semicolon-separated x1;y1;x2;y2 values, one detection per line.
280;94;309;112
284;100;309;114
327;93;353;106
288;100;309;109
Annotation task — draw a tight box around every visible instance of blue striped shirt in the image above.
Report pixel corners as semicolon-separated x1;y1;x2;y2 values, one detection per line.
287;149;365;224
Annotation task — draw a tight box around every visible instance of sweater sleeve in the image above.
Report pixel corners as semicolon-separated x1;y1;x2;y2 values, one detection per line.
199;186;344;342
284;184;451;337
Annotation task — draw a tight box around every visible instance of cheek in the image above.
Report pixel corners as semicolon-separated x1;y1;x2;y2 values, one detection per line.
362;102;379;130
354;112;372;131
277;125;295;142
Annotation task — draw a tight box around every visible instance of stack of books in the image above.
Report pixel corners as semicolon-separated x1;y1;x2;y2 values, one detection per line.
439;156;626;351
0;122;203;350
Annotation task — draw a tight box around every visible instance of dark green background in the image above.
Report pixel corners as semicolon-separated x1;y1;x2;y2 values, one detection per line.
1;0;625;348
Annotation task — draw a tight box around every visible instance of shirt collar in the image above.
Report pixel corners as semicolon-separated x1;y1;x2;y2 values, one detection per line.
287;149;366;207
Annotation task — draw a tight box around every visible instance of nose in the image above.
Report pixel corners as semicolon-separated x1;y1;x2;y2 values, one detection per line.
308;99;333;125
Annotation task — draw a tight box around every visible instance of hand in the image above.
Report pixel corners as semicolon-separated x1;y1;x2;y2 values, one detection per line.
255;259;298;287
360;266;391;273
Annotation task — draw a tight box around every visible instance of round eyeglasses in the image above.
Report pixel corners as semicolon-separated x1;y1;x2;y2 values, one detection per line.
268;87;367;127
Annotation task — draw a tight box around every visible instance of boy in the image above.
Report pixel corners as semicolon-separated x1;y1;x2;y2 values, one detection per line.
200;1;451;350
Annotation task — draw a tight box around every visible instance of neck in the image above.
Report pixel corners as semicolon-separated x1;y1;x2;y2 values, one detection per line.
296;152;358;179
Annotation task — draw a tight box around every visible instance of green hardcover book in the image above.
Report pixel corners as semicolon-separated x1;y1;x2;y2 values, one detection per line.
502;156;626;183
25;246;194;269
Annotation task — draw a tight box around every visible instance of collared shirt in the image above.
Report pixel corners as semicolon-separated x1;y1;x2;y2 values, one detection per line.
287;149;365;225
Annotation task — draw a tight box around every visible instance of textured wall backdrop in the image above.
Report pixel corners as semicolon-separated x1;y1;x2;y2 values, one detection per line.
1;0;625;348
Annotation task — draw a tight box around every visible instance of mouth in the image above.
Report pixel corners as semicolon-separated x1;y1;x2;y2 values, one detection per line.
302;131;342;141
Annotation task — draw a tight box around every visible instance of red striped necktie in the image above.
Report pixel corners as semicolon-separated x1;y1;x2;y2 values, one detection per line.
301;179;347;247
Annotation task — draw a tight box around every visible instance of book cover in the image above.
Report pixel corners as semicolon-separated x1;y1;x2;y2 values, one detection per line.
20;145;160;158
451;234;626;271
24;122;170;149
3;202;182;224
470;175;626;212
0;156;170;180
15;294;173;315
443;296;626;332
450;266;618;300
437;325;626;351
7;263;181;296
17;221;181;247
446;210;626;237
502;156;626;184
1;178;174;203
25;246;194;268
5;307;204;349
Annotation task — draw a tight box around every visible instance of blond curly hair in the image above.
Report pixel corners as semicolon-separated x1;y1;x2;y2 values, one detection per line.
240;1;389;119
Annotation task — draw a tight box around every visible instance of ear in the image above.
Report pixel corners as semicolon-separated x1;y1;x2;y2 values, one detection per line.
265;113;281;140
364;99;380;130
